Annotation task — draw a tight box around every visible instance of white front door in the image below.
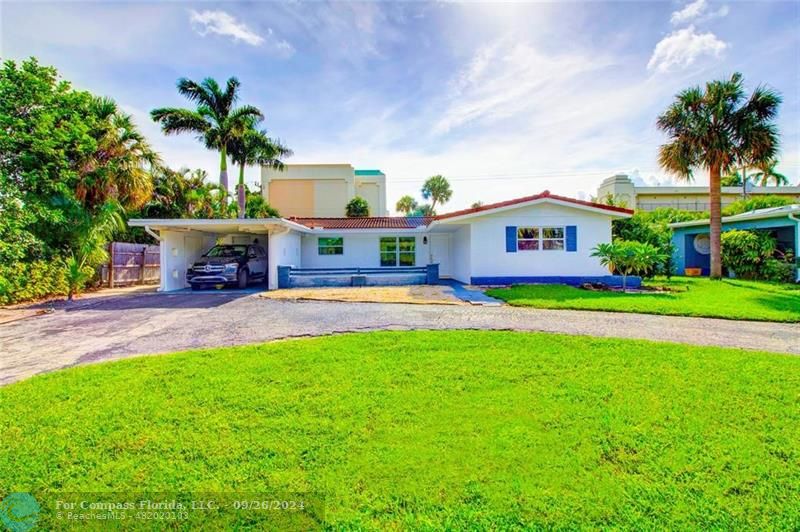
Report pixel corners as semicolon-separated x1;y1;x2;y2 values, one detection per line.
430;234;452;278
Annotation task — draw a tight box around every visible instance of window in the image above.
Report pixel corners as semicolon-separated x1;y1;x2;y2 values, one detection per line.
380;236;416;266
541;227;565;250
516;227;564;251
517;227;539;250
318;237;343;255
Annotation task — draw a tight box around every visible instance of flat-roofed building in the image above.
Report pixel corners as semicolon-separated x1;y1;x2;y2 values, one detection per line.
596;174;800;212
261;163;387;217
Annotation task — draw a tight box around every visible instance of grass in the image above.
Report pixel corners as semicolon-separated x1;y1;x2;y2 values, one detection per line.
2;331;799;529
486;276;800;322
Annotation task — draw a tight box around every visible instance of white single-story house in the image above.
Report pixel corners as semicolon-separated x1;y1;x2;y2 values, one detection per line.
128;190;635;291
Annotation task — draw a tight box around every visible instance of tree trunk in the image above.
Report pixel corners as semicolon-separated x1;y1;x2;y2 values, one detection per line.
237;164;246;219
219;146;229;199
709;164;723;279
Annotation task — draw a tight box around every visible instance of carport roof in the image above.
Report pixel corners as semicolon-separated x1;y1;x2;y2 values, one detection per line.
127;218;312;233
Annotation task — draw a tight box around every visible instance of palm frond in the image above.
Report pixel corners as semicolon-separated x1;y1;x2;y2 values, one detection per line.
151;108;210;135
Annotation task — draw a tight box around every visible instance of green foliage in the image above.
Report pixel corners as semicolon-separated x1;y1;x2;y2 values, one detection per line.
720;229;794;282
722;195;795;216
345;196;370;217
3;331;800;528
721;172;744;186
751;159;789;186
395;195;418;215
613;208;705;276
487;277;800;322
244;192;280;218
591;240;668;289
0;259;68;305
151;77;264;195
0;58;159;303
657;72;782;278
421;174;452;213
410;204;435;217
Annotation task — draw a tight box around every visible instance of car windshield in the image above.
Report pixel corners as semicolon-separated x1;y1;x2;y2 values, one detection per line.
204;245;247;258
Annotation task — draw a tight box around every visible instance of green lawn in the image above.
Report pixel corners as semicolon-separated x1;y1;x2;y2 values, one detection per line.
486;277;800;322
2;331;799;529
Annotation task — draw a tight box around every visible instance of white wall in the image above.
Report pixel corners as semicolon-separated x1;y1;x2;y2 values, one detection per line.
450;226;471;284
301;233;428;269
159;230;216;291
467;203;613;279
269;230;301;289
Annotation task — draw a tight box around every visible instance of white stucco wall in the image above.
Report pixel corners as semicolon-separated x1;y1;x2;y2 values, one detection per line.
300;233;429;269
450;226;471;284
466;203;613;279
159;230;216;291
268;230;301;289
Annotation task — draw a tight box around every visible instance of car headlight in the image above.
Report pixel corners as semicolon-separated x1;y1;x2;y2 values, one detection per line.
223;263;238;274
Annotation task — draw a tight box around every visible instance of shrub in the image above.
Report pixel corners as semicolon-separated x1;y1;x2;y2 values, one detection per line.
613;208;705;276
720;230;776;279
761;257;796;284
345;196;370;217
591;240;668;290
722;195;794;216
0;259;69;305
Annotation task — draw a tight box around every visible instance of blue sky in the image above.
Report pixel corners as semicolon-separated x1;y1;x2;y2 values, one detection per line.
3;0;798;211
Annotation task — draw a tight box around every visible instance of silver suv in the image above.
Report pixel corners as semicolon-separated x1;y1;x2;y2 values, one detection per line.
187;244;268;290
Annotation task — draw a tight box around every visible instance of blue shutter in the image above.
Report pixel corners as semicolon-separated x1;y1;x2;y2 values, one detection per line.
505;226;517;253
566;225;577;252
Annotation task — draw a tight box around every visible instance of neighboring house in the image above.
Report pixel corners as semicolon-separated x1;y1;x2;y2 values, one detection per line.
129;191;634;291
262;163;388;217
669;204;800;281
597;174;800;212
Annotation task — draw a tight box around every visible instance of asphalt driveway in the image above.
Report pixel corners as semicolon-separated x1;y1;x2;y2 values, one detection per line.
1;290;798;385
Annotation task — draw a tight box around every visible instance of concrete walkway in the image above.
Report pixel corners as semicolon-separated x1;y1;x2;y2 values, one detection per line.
1;290;798;385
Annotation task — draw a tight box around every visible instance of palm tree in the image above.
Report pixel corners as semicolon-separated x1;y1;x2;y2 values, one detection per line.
395;195;418;215
751;159;788;186
76;97;161;211
421;175;453;214
151;77;263;200
66;201;126;300
657;73;780;278
228;124;291;218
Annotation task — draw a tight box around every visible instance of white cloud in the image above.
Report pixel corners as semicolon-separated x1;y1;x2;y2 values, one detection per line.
647;26;727;73
189;9;294;56
671;0;729;25
433;39;617;134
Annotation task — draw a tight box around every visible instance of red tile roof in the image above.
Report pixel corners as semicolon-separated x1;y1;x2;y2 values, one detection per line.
290;216;433;229
433;190;633;220
290;191;631;230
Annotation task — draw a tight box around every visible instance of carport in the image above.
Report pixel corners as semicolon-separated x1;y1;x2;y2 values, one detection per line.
128;218;309;291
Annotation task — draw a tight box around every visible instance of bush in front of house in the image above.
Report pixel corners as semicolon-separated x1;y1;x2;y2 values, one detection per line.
0;259;69;305
721;230;795;282
345;196;370;217
613;208;705;277
591;240;668;290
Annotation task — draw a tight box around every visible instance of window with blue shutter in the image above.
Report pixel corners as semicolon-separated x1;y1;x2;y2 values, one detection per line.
566;225;577;252
505;226;517;252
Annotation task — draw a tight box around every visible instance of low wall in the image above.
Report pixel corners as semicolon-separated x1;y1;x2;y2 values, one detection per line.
279;264;439;289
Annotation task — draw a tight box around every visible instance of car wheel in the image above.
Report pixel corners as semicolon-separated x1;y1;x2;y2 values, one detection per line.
191;283;203;291
238;269;249;289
